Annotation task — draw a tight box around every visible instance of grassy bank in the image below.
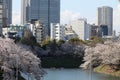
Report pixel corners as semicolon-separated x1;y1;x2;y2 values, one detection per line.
94;65;120;77
41;55;83;68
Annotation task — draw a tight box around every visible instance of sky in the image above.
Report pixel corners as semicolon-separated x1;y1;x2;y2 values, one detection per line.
12;0;120;34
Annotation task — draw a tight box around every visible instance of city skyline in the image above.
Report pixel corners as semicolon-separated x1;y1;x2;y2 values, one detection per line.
13;0;120;34
21;0;60;35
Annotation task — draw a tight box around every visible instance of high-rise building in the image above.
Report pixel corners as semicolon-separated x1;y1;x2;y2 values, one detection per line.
0;0;3;35
70;19;91;40
21;0;60;35
97;6;113;36
3;0;12;27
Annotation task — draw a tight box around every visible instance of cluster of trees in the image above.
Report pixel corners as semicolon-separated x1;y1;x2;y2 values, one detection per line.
81;40;120;70
26;36;103;57
0;38;44;80
35;38;86;57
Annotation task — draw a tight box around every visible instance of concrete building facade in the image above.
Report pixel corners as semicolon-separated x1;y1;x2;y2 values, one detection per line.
97;6;113;36
70;19;91;40
25;21;45;43
51;23;65;41
90;24;100;37
34;21;45;43
21;0;60;35
65;25;78;40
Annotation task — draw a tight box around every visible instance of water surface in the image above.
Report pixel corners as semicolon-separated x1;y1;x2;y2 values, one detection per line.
43;69;120;80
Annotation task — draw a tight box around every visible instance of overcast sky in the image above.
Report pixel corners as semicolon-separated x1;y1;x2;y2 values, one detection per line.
12;0;120;34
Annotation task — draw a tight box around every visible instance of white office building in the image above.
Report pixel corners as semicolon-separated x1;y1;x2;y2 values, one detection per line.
70;19;91;40
51;23;65;41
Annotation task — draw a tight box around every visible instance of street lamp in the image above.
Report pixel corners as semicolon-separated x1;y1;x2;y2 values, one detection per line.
89;48;93;80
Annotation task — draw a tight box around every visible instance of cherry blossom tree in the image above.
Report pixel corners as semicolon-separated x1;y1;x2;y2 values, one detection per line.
81;40;120;69
0;38;44;80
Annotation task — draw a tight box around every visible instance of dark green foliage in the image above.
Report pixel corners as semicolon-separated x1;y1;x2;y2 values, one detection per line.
57;40;65;46
41;39;65;50
68;38;86;45
49;39;57;53
20;36;39;47
41;39;50;49
20;30;39;47
41;54;84;68
87;36;104;46
90;36;104;43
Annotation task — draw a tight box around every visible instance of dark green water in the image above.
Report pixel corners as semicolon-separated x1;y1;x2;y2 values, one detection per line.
43;69;120;80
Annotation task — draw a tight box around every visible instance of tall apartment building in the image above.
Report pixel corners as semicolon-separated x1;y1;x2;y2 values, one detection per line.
25;21;45;43
34;21;45;43
70;19;91;40
3;0;12;27
97;6;113;36
21;0;60;35
51;23;65;41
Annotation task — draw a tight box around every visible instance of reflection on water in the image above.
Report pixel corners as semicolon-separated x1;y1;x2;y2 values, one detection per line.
43;69;120;80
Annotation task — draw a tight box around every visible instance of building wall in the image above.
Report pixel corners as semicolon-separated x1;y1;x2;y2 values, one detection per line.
3;0;12;27
25;21;45;43
51;23;65;41
100;25;108;36
97;6;113;36
21;0;60;35
70;19;90;40
0;1;2;35
85;24;91;40
90;24;100;37
34;21;45;43
65;25;78;40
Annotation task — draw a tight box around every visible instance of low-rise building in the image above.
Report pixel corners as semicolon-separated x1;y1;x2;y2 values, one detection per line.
65;25;77;40
90;24;99;37
51;23;65;41
2;25;26;38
